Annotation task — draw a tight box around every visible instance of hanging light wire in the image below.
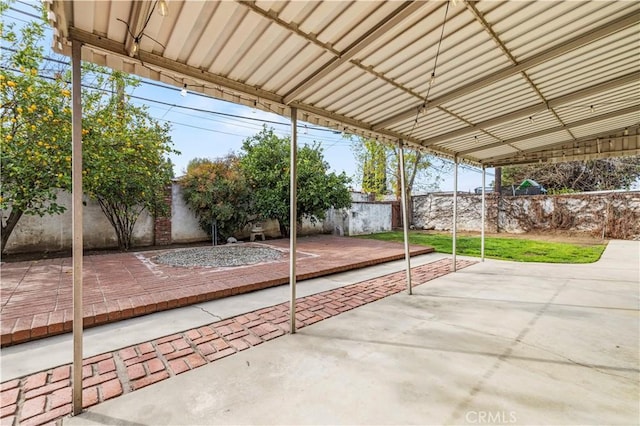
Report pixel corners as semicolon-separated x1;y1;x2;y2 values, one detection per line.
408;0;451;139
117;0;166;57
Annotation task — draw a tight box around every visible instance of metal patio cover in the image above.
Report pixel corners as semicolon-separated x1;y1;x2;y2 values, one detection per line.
48;0;639;167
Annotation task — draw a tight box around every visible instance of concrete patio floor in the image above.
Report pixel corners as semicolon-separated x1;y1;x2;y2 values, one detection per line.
63;240;639;425
1;254;471;425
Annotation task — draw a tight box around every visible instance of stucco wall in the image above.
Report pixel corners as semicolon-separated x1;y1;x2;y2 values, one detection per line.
412;194;480;231
322;203;392;236
4;190;153;254
348;202;392;235
412;191;640;239
170;184;208;243
170;184;320;242
324;208;349;236
3;186;395;254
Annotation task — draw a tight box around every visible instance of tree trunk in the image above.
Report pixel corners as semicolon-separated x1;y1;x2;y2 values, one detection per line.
279;221;289;238
1;209;24;254
97;198;142;251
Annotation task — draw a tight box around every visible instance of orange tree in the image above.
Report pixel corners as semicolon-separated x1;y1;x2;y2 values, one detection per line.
82;72;177;250
0;10;72;253
239;126;351;237
1;2;177;252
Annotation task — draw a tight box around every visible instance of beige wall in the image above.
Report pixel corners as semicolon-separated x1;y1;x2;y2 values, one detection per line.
3;190;153;254
3;186;394;254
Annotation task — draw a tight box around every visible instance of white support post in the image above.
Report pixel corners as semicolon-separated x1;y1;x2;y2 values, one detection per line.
481;166;486;262
398;140;412;294
71;39;84;416
289;107;298;334
452;158;458;272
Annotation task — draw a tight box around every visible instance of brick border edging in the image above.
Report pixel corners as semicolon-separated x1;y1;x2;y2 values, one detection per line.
0;258;473;426
1;247;434;347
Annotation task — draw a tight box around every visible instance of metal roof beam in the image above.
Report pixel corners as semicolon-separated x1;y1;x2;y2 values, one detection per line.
465;0;569;136
68;27;426;151
69;28;284;103
488;147;640;167
479;125;640;164
459;104;640;155
282;1;425;104
237;1;425;103
465;1;517;66
237;1;340;55
373;9;640;129
520;125;639;157
418;71;640;147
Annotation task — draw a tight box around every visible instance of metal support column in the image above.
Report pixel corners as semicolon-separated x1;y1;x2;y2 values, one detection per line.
71;39;84;416
452;158;458;272
398;140;412;294
289;107;298;334
481;166;486;262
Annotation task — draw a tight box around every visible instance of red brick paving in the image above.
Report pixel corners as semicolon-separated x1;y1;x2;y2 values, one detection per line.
0;236;433;346
0;257;474;426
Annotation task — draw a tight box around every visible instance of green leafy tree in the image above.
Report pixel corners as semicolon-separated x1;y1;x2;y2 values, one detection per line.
352;137;445;200
503;158;640;192
180;155;251;243
82;73;177;250
240;126;351;236
361;139;387;198
388;147;439;201
1;2;177;252
0;8;72;253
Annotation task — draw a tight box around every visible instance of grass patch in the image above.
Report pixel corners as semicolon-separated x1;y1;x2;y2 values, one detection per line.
358;231;606;263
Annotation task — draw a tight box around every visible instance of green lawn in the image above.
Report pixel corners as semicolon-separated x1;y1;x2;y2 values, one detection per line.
358;231;606;263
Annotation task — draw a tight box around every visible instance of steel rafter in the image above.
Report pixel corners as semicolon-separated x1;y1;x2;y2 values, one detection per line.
420;71;640;147
373;9;640;129
460;104;640;156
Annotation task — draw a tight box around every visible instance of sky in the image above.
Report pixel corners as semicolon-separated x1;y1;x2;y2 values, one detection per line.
4;0;493;194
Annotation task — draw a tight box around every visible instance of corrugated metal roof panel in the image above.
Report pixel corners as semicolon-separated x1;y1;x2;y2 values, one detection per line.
487;110;562;141
527;26;638;82
348;88;415;124
570;111;640;139
48;0;640;167
554;82;640;124
440;133;497;153
368;9;509;100
481;1;638;61
442;75;539;124
471;145;519;160
510;131;573;151
391;109;467;140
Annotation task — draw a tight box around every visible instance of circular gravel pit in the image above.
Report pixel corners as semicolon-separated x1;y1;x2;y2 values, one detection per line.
154;245;284;268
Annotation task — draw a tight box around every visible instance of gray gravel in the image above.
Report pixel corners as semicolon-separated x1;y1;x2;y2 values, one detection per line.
153;245;284;268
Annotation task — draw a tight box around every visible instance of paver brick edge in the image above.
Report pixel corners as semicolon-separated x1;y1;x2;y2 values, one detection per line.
1;247;433;347
0;258;474;426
